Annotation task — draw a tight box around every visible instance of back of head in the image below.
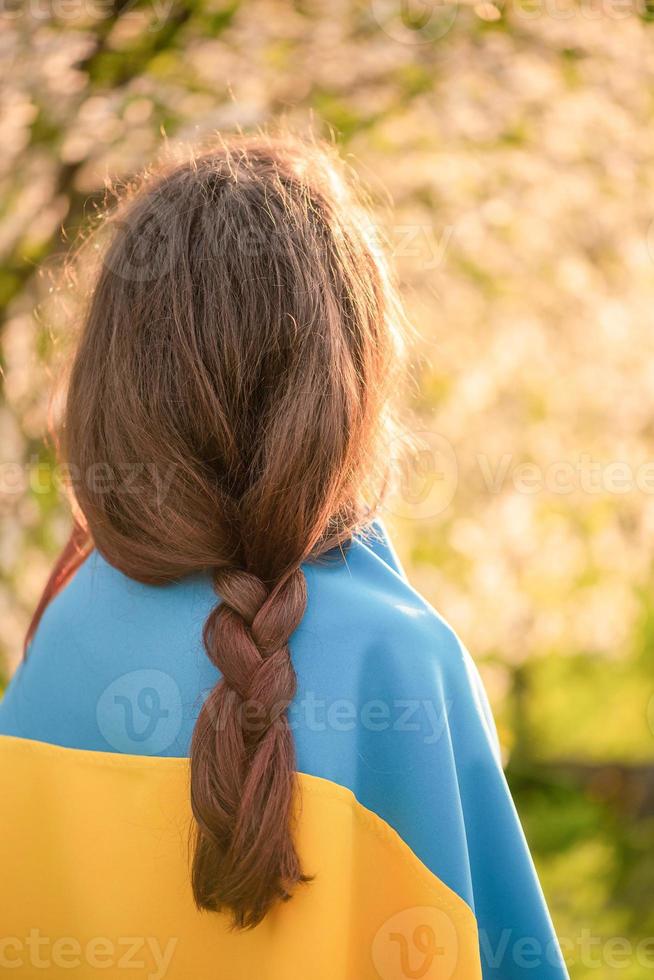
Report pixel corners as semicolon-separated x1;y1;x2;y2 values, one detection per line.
33;133;404;927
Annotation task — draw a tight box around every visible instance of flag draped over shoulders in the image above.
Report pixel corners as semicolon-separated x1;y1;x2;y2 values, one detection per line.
0;523;569;980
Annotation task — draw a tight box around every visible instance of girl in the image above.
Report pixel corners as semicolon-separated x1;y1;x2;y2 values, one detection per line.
0;135;568;979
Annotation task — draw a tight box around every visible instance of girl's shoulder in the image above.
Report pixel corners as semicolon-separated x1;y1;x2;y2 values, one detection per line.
0;522;490;761
301;522;490;725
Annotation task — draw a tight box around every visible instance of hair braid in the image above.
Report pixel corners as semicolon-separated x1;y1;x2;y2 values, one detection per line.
191;567;308;926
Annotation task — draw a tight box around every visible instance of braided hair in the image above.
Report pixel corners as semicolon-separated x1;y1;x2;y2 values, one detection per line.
26;134;405;928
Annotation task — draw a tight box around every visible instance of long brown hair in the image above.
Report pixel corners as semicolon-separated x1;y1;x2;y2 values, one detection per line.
26;134;404;928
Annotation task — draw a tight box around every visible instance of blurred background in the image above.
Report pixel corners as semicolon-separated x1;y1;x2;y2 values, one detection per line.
1;1;654;975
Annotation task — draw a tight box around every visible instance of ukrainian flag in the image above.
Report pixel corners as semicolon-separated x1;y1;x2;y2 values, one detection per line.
0;525;568;979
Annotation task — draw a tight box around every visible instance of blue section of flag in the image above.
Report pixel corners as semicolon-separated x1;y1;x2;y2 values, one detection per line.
0;522;568;980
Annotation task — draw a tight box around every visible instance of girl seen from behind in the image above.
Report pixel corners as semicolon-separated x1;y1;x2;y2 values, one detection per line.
0;135;568;980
